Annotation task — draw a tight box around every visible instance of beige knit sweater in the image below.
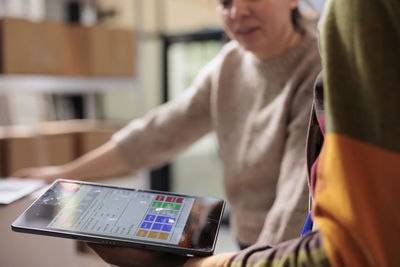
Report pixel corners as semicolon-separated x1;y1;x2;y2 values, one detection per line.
112;32;321;245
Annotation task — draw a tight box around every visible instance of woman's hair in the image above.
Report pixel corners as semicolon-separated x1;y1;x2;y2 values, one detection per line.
292;0;321;34
291;8;306;34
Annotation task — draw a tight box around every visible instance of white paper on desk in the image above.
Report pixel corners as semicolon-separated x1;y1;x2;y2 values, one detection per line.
0;178;45;205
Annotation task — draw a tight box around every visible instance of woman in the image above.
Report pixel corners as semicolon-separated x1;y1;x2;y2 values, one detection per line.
14;0;321;248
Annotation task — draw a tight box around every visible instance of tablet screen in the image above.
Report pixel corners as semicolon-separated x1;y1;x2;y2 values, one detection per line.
47;182;194;245
12;180;225;256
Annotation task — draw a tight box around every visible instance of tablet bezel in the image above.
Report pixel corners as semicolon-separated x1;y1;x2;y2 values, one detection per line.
11;179;225;256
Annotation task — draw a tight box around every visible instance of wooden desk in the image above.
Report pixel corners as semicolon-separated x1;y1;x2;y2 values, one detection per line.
0;191;76;267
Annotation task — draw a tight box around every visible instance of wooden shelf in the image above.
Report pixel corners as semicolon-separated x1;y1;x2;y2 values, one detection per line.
0;75;139;94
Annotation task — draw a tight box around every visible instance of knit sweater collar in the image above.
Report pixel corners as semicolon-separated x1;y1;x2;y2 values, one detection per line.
245;31;315;77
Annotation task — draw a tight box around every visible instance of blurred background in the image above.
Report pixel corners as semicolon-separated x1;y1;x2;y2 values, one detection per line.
0;0;227;198
0;0;325;266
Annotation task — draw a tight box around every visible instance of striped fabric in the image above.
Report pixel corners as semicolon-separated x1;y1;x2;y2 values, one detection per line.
229;231;329;267
313;0;400;266
228;0;400;265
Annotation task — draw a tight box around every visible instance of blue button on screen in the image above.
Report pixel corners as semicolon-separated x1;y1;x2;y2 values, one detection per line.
152;223;162;230
166;217;175;224
144;214;156;222
162;224;172;232
156;216;167;223
156;216;175;224
140;222;152;229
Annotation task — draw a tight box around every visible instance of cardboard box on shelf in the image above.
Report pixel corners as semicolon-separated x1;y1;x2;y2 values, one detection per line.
38;120;121;156
64;25;91;76
109;29;135;77
0;120;122;177
1;18;135;77
0;126;76;176
29;21;66;75
89;25;135;77
0;18;33;74
40;119;120;155
0;18;66;75
77;129;115;155
89;24;113;76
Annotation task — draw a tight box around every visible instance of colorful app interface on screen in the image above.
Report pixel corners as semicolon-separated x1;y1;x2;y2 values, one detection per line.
47;183;195;245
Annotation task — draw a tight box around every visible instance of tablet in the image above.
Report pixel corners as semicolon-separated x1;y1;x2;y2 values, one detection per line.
12;179;225;256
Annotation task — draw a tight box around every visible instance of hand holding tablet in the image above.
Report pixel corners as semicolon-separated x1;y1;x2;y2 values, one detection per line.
87;242;190;267
87;242;235;267
12;179;225;257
